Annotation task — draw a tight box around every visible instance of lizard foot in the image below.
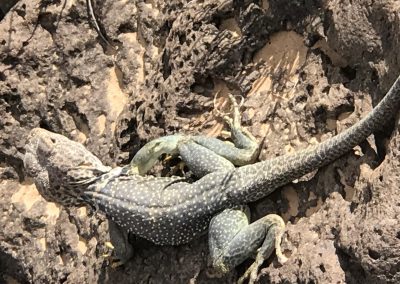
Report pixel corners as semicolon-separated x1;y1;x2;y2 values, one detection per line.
102;242;127;268
213;92;243;120
221;93;243;129
238;214;288;284
237;252;288;284
209;210;287;284
214;93;257;144
237;254;264;284
102;221;134;268
169;160;186;176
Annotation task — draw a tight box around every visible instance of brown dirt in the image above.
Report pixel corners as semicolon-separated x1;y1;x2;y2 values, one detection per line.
0;0;399;283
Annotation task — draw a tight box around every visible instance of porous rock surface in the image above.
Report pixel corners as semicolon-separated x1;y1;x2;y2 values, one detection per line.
0;0;399;283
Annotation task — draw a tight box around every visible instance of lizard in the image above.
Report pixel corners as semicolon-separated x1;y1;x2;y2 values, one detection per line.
23;75;400;283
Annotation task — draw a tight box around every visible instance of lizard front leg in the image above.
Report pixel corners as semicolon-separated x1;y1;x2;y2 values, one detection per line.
103;220;134;267
209;208;287;284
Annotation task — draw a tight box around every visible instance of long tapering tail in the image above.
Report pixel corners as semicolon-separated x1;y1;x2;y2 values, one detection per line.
228;75;400;203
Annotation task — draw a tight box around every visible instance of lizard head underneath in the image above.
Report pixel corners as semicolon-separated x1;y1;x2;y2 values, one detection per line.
129;134;186;175
23;128;111;206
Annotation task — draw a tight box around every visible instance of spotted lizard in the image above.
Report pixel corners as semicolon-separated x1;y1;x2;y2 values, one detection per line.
23;75;400;283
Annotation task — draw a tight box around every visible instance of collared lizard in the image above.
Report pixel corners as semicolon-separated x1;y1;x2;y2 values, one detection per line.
23;75;400;283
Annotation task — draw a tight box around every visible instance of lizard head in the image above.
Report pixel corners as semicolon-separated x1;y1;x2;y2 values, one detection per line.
24;128;111;205
129;135;184;175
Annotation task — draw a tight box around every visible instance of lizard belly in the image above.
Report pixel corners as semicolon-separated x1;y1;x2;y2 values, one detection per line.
112;204;213;245
89;174;230;245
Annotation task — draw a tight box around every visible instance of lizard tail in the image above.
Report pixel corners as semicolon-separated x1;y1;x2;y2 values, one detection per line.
229;74;400;203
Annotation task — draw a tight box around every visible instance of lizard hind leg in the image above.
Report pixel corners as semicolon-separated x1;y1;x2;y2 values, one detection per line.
209;209;287;284
222;93;258;154
178;141;235;178
215;92;258;147
192;93;259;167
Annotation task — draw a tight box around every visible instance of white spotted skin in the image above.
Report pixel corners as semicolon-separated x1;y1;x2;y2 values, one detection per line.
86;73;400;245
85;171;235;245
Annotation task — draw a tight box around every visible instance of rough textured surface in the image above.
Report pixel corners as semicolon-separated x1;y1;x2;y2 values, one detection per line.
0;0;399;283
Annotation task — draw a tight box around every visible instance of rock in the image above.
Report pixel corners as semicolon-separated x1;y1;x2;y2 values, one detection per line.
0;0;399;283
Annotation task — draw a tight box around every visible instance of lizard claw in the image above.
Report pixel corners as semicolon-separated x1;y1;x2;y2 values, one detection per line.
237;254;265;284
102;241;125;268
213;92;244;129
237;244;288;284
